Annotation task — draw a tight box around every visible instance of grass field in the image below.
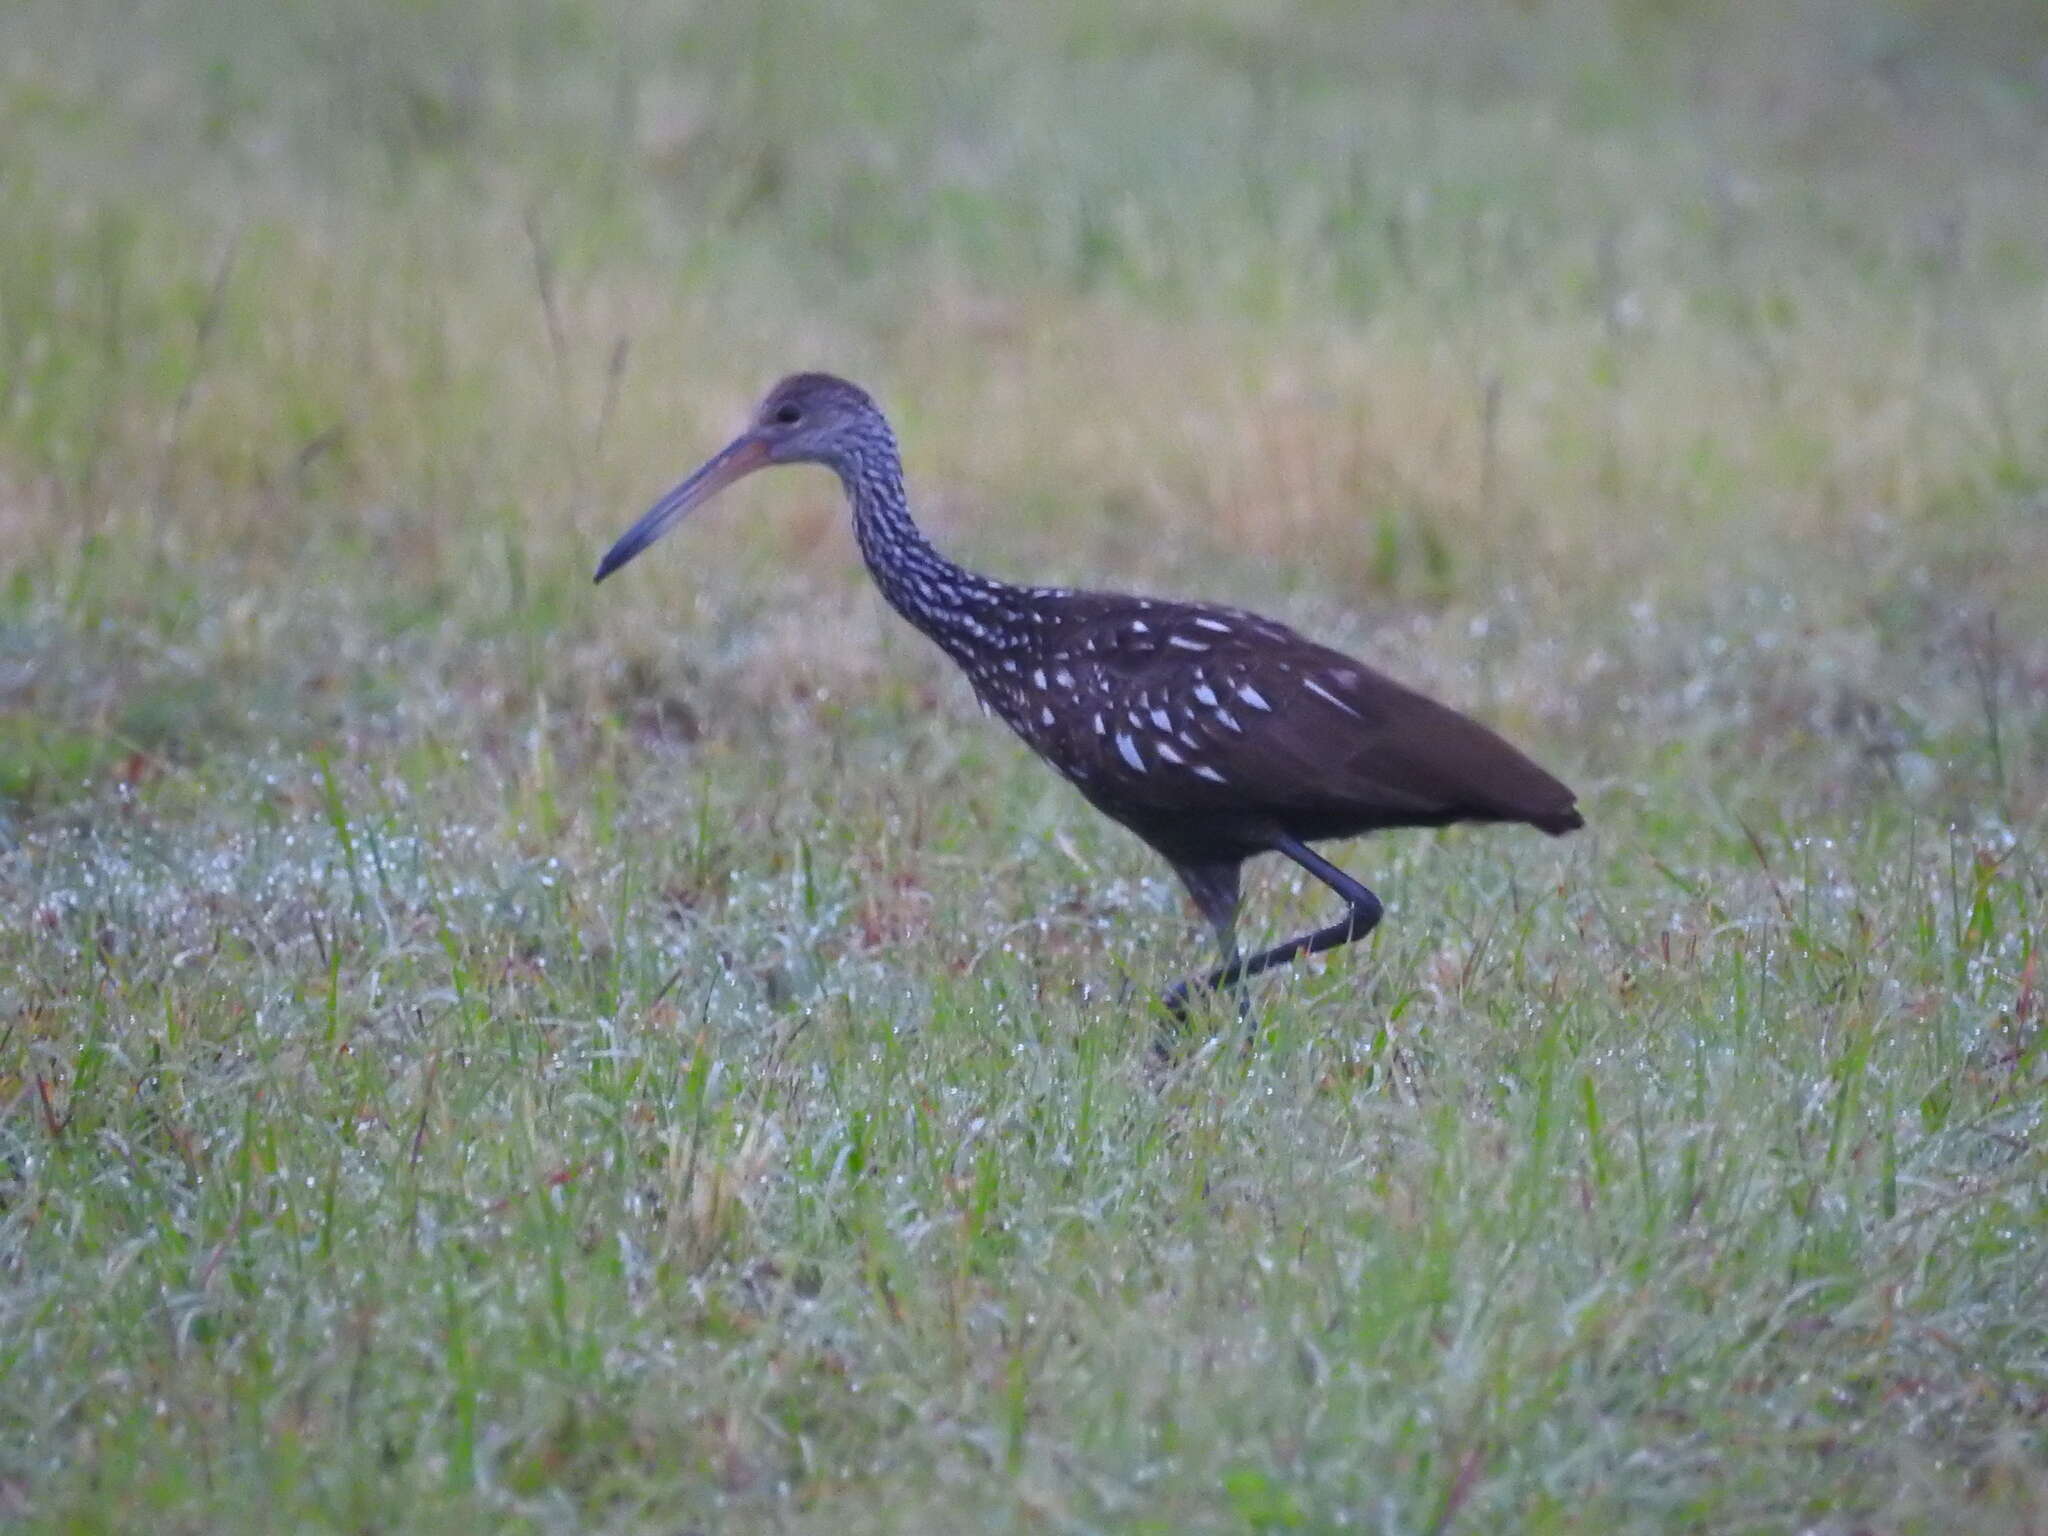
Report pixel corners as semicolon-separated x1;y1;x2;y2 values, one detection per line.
3;0;2047;1529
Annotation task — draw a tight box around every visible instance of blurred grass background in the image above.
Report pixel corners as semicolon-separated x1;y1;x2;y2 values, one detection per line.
2;0;2046;1529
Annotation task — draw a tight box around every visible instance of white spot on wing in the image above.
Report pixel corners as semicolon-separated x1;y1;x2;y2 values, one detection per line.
1237;683;1272;711
1168;635;1208;651
1040;706;1055;726
1129;621;1149;634
1303;676;1363;717
1194;616;1232;633
1193;764;1227;783
1216;707;1243;732
1193;683;1218;706
1149;708;1172;731
1115;733;1145;772
1156;742;1184;765
1032;669;1047;689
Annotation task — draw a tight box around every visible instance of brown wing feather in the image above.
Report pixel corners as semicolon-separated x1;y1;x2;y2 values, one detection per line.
1304;662;1583;832
1023;598;1580;837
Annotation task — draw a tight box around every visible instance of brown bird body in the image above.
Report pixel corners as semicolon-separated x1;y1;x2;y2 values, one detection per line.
597;373;1582;1020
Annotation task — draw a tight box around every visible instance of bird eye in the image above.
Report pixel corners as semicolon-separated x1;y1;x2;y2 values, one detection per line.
772;403;803;426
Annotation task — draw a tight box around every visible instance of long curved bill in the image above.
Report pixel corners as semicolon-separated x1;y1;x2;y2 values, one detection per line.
594;434;770;583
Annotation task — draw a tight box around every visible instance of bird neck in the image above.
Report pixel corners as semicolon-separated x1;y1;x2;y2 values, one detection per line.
833;437;1023;660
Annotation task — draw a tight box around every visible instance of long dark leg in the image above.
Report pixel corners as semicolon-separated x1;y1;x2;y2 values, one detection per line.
1161;859;1244;1024
1165;835;1383;1018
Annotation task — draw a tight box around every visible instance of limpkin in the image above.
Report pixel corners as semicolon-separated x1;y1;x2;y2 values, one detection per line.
596;373;1582;1021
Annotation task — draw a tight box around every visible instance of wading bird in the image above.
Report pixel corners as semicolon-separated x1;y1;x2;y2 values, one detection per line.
597;373;1581;1021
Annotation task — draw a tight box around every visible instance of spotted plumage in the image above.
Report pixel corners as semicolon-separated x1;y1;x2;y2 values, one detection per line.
597;372;1583;1023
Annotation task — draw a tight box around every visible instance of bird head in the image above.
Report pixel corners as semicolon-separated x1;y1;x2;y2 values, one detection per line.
595;372;884;583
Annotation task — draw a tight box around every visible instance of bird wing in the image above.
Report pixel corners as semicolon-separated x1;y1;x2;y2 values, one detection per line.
1037;598;1580;833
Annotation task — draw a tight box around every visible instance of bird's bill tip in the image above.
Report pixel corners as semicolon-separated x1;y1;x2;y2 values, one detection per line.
594;433;770;583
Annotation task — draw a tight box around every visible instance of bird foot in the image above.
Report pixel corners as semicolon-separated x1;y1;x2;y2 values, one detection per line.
1151;984;1193;1064
1152;977;1255;1063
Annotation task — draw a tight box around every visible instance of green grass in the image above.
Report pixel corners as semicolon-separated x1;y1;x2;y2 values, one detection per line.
2;0;2046;1528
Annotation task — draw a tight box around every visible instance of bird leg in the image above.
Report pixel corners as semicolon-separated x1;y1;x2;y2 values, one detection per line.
1161;858;1247;1028
1163;835;1383;1022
